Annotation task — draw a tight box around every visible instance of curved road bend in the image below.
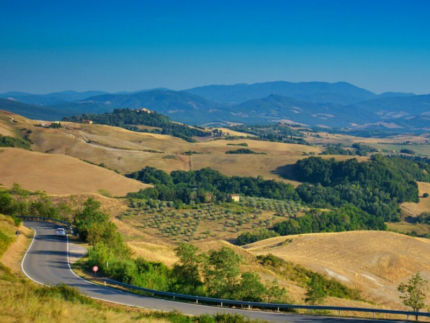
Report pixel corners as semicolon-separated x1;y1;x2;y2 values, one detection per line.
22;221;408;323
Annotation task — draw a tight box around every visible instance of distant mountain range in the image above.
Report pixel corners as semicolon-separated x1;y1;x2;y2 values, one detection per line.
0;91;108;106
0;81;429;131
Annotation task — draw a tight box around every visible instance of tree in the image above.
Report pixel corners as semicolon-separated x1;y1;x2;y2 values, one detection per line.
265;279;289;303
10;183;29;215
423;193;429;198
235;272;266;301
203;247;242;299
172;243;203;294
398;272;428;317
304;276;327;305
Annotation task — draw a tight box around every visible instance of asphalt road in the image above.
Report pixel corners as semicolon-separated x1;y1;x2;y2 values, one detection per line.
22;221;409;323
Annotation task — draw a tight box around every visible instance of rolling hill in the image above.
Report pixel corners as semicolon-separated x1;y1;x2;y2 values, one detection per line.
244;231;430;309
0;147;149;196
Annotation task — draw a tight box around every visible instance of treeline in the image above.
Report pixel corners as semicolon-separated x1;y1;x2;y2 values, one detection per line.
63;108;212;142
273;204;386;235
227;124;309;145
127;167;299;204
0;184;72;220
236;228;279;245
225;148;265;155
0;135;31;150
236;205;385;245
293;155;424;221
320;143;377;156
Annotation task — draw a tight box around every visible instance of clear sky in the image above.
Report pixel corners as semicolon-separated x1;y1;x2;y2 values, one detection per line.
1;0;429;94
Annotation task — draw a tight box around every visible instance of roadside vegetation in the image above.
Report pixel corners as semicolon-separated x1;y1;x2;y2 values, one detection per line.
81;200;290;302
0;208;274;323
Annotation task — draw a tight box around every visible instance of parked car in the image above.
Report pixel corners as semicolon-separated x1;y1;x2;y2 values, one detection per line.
55;228;67;237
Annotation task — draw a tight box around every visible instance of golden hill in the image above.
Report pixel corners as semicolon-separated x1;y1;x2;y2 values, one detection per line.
244;231;430;309
0;148;149;196
0;111;376;187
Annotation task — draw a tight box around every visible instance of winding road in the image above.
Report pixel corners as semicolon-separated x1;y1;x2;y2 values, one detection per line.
22;221;409;323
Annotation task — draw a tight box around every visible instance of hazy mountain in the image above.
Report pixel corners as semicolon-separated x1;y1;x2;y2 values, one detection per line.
228;94;378;127
0;98;113;121
377;92;415;99
85;89;228;124
350;94;430;117
185;81;377;105
0;98;68;120
1;83;428;130
0;90;108;105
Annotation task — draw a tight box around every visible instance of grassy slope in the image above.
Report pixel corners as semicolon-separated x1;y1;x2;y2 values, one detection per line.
0;148;149;196
244;231;430;310
400;182;430;217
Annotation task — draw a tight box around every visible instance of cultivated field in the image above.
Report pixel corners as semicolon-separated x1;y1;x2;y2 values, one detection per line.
0;148;148;196
244;231;430;309
118;197;306;244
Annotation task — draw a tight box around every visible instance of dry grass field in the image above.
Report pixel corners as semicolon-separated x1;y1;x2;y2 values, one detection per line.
0;148;148;196
244;231;430;310
0;111;376;185
303;130;430;146
401;182;430;217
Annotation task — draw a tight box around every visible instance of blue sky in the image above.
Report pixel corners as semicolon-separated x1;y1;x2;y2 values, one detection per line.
1;0;429;94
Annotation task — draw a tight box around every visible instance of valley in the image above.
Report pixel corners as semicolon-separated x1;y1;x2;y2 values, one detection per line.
1;99;430;320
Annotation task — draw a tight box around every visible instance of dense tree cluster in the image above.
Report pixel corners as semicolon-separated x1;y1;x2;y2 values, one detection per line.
273;204;386;235
225;148;265;155
319;143;378;156
127;167;299;203
399;148;416;155
293;155;423;221
0;135;31;150
63;108;212;142
227;124;309;145
320;145;355;156
236;228;279;246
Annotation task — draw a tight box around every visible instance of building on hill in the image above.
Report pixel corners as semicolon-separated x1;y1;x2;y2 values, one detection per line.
39;122;52;128
82;120;93;124
230;194;240;202
137;107;152;114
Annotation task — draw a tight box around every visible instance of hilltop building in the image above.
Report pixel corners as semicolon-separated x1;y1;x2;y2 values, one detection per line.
230;194;240;202
137;108;152;114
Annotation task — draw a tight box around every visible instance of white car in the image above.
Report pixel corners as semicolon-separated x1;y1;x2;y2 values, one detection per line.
55;228;67;237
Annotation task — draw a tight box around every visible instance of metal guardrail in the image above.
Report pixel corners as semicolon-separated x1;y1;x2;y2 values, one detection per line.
19;216;75;235
101;277;430;320
22;218;429;321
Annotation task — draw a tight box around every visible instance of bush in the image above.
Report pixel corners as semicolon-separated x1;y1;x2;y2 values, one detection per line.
35;284;94;304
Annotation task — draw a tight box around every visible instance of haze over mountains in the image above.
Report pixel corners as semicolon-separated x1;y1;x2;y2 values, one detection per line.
0;81;429;131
